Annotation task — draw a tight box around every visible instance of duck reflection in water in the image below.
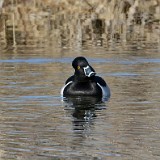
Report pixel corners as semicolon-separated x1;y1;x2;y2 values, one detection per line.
63;96;107;135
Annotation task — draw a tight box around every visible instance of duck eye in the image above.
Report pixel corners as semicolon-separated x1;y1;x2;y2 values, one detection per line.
77;66;80;70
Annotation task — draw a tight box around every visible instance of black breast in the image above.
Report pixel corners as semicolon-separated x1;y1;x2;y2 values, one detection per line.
63;81;102;97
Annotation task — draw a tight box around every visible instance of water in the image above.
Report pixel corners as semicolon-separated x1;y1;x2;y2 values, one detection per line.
0;45;160;160
0;1;160;158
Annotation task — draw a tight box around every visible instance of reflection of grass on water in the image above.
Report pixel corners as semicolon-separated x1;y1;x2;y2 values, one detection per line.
0;0;159;49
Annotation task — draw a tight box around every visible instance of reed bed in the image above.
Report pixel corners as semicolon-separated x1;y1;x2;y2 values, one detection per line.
0;0;159;49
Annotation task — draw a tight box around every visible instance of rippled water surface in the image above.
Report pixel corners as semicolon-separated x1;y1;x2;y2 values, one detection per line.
0;46;160;159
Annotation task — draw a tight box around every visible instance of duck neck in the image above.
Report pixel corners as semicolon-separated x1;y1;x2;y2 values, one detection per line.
74;75;93;82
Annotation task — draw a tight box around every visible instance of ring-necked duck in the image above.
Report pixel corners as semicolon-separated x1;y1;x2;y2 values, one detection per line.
61;57;110;99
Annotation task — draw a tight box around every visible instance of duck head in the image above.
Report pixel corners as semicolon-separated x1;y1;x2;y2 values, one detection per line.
72;57;96;80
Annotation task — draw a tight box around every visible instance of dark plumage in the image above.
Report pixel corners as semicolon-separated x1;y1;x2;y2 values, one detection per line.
61;57;110;99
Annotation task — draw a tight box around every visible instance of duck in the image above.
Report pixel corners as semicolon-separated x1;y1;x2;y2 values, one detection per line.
61;57;110;99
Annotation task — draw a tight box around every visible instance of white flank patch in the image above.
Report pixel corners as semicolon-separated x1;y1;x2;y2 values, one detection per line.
97;82;110;98
60;81;73;97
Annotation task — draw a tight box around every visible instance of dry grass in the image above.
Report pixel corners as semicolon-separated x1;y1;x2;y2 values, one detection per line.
0;0;159;49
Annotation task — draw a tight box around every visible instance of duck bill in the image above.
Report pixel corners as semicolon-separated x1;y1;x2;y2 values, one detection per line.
83;66;96;77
